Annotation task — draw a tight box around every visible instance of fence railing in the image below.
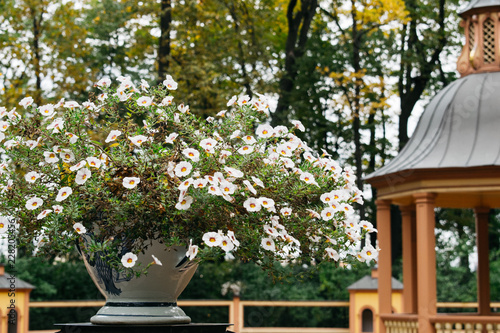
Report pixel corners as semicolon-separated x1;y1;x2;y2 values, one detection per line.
28;298;351;333
28;299;500;333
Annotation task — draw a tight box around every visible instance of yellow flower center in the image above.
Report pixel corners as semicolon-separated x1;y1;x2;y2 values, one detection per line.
367;251;372;256
0;223;4;228
31;176;36;180
262;130;268;134
222;241;227;246
250;204;255;208
127;258;133;263
209;237;216;243
181;167;187;172
129;180;135;185
32;202;38;207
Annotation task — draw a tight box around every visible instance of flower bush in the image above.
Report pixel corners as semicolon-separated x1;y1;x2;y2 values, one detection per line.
0;75;378;273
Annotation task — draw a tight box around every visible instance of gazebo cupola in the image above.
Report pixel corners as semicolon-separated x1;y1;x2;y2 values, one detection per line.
457;0;500;76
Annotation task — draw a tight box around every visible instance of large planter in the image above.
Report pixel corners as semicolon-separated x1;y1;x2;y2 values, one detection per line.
79;237;198;325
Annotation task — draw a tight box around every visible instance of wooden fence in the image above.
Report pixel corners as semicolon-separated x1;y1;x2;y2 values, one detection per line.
27;299;500;333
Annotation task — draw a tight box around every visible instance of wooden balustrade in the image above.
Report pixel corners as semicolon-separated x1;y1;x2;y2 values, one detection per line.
431;315;500;333
382;314;418;333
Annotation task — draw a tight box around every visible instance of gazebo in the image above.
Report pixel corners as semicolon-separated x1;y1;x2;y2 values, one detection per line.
365;1;500;332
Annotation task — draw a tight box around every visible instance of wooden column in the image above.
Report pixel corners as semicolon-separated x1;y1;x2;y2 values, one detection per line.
376;199;392;333
414;193;437;333
475;207;491;315
400;205;417;314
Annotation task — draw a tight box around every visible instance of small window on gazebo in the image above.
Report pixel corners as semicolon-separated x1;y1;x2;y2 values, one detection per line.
361;308;374;332
8;309;18;333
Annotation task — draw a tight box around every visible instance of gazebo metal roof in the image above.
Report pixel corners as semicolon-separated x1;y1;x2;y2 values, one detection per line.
365;72;500;181
459;0;500;15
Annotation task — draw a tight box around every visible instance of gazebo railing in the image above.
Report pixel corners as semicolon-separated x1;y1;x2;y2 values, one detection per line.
431;315;500;333
381;314;418;333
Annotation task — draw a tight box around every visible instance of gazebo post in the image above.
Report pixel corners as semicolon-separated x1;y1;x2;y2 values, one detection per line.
414;193;437;333
400;205;418;314
474;207;491;315
376;199;392;333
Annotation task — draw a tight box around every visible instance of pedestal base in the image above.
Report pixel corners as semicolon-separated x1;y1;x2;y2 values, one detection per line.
54;323;232;333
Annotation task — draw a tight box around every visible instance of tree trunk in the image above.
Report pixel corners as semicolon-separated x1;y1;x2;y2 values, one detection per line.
31;6;43;105
272;0;318;127
158;0;171;83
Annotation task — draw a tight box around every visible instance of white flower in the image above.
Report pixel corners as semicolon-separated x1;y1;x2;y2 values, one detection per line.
60;149;75;163
140;79;150;91
116;89;132;101
123;177;140;189
339;203;354;215
321;207;336;221
182;148;200;162
75;168;91;185
19;96;34;108
291;120;305;132
165;132;178;144
186;240;199;260
137;96;153;107
70;160;87;172
56;187;73;202
230;130;241;139
264;224;278;237
202;232;222;247
199;138;217;153
227;230;240;248
128;135;149;147
0;217;8;234
219;180;237;195
237;95;250;106
86;157;101;169
39;104;55;117
258;197;275;210
207;184;222;196
160;96;174;106
66;132;78;144
121;252;138;268
178;178;193;191
52;205;63;214
251;176;265;188
25;171;42;183
325;248;340;261
73;223;86;234
243;198;261;212
175;195;193;210
243;180;257;195
280;207;292;217
178;103;189;113
242;135;257;144
37;209;52;220
237;145;254;155
193;178;208;189
98;93;108;101
163;75;178;90
224;166;243;178
0;121;8;132
151;255;162;266
220;236;235;253
175;161;192;177
26;197;43;210
256;124;274;138
261;237;276;252
25;138;41;150
47;117;65;133
227;95;237;106
360;221;377;233
300;172;317;185
105;130;122;143
95;77;111;88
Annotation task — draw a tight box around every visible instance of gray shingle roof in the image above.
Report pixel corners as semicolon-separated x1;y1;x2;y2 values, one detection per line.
366;72;500;181
347;275;403;291
0;274;35;290
459;0;500;15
